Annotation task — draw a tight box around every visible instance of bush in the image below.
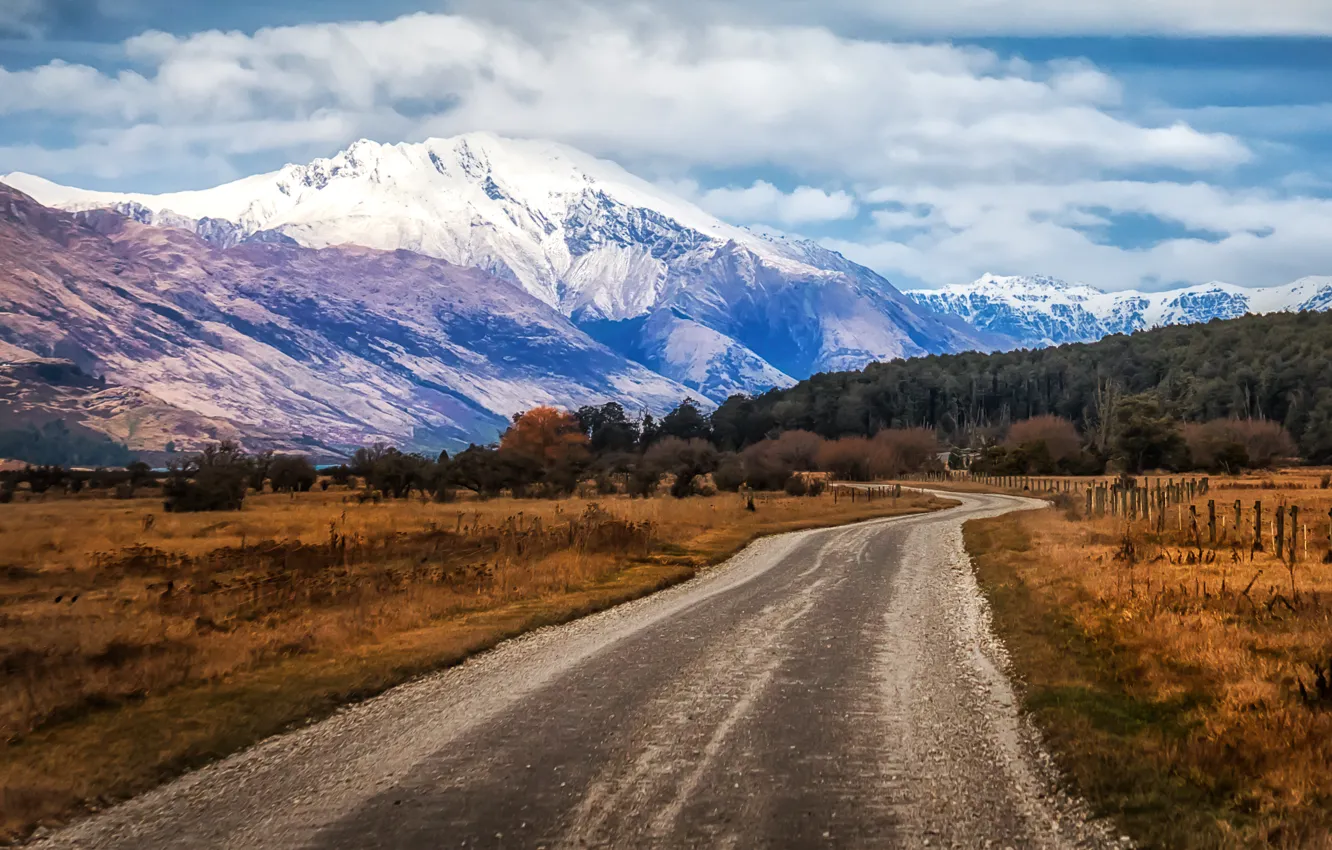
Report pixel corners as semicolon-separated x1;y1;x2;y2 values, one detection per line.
784;476;808;496
816;437;875;481
1004;415;1082;463
739;440;794;490
643;437;719;498
1184;419;1297;472
713;453;746;491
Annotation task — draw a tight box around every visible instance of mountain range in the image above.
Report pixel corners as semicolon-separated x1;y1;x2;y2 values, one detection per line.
3;133;990;411
907;274;1332;349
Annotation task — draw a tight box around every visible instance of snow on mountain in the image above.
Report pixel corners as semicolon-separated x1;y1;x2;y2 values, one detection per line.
908;274;1332;349
3;133;993;403
0;184;695;452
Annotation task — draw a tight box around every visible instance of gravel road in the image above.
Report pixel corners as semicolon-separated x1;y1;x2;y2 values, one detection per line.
34;491;1120;850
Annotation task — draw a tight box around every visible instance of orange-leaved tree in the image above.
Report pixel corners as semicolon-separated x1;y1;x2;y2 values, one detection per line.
500;406;590;469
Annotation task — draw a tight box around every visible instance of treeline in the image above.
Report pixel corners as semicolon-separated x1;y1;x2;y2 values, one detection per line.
345;403;946;503
715;310;1332;463
0;404;950;510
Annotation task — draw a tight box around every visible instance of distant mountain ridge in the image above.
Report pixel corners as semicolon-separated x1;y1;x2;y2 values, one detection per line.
3;133;997;403
907;273;1332;348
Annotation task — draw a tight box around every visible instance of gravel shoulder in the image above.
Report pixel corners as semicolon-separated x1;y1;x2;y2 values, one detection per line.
32;491;1120;850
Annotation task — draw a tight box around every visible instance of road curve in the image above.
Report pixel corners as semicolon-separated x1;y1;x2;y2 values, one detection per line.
35;491;1114;850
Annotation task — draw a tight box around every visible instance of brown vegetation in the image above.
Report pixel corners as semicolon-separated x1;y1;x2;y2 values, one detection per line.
0;484;949;841
1004;414;1082;462
968;469;1332;847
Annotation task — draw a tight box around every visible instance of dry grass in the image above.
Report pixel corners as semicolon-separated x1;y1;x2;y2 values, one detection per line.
0;484;949;841
967;469;1332;848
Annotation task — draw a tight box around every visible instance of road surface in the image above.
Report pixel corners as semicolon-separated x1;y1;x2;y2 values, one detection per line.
36;490;1115;849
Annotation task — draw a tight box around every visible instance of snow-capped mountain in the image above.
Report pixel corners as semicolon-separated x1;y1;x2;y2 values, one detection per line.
908;273;1332;349
3;133;994;403
0;184;694;452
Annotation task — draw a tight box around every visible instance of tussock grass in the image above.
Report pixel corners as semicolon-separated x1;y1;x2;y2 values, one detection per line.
0;485;949;841
968;469;1332;848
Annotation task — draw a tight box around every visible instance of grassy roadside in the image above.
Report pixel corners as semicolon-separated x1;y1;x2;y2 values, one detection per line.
2;491;952;842
966;489;1332;849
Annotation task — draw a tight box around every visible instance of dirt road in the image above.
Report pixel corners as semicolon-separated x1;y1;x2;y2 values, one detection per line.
35;491;1115;849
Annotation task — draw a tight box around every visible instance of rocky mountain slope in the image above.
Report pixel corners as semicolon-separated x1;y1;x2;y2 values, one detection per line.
0;185;694;452
908;273;1332;348
4;133;996;402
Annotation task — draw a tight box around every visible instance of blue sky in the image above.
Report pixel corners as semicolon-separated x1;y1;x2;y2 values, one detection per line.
2;0;1331;292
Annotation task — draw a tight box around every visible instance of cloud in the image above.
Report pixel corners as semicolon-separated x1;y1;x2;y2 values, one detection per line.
0;11;1247;186
834;179;1332;290
466;0;1332;37
685;180;859;225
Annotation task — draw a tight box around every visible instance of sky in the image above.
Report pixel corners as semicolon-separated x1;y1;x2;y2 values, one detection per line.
1;0;1330;292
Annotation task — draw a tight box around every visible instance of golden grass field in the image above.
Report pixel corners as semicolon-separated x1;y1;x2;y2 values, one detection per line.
0;483;948;842
966;469;1332;849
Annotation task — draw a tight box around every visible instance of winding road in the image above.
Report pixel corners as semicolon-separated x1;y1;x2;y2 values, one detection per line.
37;491;1114;849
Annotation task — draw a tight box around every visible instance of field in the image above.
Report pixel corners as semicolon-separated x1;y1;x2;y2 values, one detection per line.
965;470;1332;848
0;483;948;842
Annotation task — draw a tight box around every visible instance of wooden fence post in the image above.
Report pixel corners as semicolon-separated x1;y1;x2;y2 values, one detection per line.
1254;501;1264;552
1208;500;1216;544
1289;505;1299;564
1276;505;1286;560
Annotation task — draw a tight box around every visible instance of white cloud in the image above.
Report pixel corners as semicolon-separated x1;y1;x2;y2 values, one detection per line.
835;179;1332;290
0;11;1247;185
687;180;859;225
467;0;1332;37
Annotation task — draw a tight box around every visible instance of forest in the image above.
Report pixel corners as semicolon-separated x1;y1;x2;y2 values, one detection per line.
712;310;1332;462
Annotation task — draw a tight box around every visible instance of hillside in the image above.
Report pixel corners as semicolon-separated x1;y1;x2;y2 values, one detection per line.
722;310;1332;462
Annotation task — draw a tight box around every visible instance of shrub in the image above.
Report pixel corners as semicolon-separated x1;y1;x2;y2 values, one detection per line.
816;437;875;481
873;428;940;475
1184;419;1297;472
739;440;794;490
769;430;824;471
713;453;747;491
784;476;808;497
643;437;719;498
1004;415;1082;463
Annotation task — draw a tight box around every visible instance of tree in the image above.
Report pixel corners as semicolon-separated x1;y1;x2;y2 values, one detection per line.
638;413;662;449
576;402;640;454
1112;395;1186;473
163;441;251;512
350;442;393;477
449;444;515;498
269;455;317;492
364;449;432;498
501;407;590;496
248;449;275;492
660;399;711;442
501;407;589;468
